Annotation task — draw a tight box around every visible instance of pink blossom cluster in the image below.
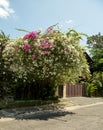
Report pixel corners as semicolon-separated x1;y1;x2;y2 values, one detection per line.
23;31;38;39
40;39;47;43
40;39;54;49
23;43;37;60
32;54;37;60
40;43;51;49
44;51;50;55
23;43;30;51
46;26;53;33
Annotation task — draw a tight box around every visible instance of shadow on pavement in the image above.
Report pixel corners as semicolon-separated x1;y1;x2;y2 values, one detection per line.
0;108;75;120
16;111;75;120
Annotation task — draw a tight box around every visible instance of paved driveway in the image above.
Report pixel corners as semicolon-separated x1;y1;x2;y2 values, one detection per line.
0;97;103;130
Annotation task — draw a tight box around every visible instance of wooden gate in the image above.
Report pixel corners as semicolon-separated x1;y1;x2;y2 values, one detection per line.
58;85;63;97
58;83;85;97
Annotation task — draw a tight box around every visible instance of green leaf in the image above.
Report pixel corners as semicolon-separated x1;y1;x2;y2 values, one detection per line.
15;28;30;33
99;58;103;64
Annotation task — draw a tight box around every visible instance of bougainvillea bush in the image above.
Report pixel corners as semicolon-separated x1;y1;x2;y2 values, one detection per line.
0;32;13;99
2;25;90;99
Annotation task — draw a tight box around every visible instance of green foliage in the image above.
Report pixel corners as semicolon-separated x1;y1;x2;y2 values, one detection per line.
0;31;13;99
1;26;90;100
0;99;59;109
86;33;103;97
87;32;103;48
85;72;103;97
3;27;90;84
87;33;103;72
86;83;97;97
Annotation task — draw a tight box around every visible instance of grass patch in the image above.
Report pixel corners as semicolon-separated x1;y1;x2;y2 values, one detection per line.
0;99;59;109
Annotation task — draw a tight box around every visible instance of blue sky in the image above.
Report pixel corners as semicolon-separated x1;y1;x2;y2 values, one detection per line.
0;0;103;45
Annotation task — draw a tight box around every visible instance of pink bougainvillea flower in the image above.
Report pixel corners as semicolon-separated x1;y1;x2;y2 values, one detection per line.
29;31;38;39
23;34;29;39
48;42;54;48
46;26;53;33
44;51;50;55
40;42;53;50
23;31;38;39
23;43;30;51
40;39;47;43
44;44;50;48
40;43;50;49
32;54;37;60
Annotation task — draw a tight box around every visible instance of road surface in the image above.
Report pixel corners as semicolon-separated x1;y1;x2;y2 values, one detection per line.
0;102;103;130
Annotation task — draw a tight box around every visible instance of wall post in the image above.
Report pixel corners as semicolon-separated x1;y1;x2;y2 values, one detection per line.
63;83;67;98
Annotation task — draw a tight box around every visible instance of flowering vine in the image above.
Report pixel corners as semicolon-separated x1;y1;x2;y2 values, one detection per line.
3;26;90;86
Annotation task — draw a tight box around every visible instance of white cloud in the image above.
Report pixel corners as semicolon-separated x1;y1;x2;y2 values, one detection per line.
59;24;63;27
0;0;14;18
65;19;73;24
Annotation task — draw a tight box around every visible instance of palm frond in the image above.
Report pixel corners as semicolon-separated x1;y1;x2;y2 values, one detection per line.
15;28;30;33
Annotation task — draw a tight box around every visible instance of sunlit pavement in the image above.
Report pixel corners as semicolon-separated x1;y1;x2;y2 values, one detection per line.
0;97;103;130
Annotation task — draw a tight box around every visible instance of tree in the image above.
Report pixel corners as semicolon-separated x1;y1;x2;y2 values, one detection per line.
3;26;90;99
86;33;103;96
0;31;13;99
87;33;103;72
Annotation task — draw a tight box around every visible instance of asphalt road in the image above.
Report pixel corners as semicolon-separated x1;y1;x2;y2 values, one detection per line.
0;102;103;130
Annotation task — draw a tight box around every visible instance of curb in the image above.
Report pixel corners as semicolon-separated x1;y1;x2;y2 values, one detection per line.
64;102;103;111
